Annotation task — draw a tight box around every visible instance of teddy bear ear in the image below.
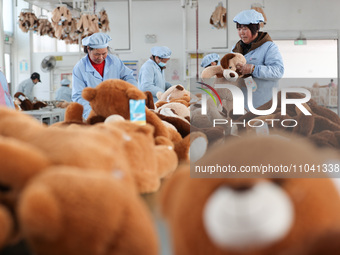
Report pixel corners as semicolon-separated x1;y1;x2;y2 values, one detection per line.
220;53;236;69
82;87;97;102
126;87;147;100
143;91;155;109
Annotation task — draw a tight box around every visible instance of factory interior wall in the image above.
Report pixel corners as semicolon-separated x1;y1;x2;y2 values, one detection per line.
10;0;340;99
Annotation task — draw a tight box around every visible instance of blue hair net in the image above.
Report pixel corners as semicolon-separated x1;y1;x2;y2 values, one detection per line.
151;46;172;58
233;9;264;25
201;53;220;68
61;79;71;85
82;33;112;49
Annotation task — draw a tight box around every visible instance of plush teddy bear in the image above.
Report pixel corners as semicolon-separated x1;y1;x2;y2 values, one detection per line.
230;91;340;145
0;135;50;250
0;106;134;177
0;106;179;194
13;92;47;111
97;117;178;193
199;52;247;133
160;133;340;255
82;79;170;138
18;167;159;255
155;84;195;108
81;79;208;163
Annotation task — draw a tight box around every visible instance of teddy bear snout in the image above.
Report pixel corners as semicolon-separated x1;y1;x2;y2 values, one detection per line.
230;73;235;78
203;182;294;251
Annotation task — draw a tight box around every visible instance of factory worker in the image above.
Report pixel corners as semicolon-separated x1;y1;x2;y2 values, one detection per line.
201;53;220;68
0;71;15;108
72;32;137;119
138;46;173;102
232;9;284;110
16;72;41;101
55;78;72;102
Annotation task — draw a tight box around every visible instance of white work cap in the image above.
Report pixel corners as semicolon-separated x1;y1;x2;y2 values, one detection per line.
201;53;220;68
82;33;112;49
61;78;71;85
151;46;172;59
233;9;264;25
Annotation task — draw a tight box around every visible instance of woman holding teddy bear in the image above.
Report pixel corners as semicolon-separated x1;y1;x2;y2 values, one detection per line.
232;9;284;110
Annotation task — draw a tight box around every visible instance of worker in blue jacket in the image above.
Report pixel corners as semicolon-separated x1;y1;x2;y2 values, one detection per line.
72;32;137;119
0;71;14;108
232;9;284;110
138;46;172;102
55;78;72;102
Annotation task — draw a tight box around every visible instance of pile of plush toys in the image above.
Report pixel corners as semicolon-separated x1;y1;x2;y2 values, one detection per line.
2;52;340;254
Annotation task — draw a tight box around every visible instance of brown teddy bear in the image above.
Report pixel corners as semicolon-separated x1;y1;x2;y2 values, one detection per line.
0;135;50;250
160;133;340;255
81;79;208;163
18;167;159;255
82;79;170;138
14;92;47;111
0;106;179;194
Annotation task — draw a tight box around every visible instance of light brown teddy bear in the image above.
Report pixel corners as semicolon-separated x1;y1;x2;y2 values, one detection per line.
161;133;340;255
96;117;178;193
0;107;131;173
18;167;159;255
155;84;195;108
199;52;247;136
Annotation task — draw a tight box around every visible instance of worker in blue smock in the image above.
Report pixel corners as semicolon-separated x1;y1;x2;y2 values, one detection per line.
201;53;220;68
232;9;284;110
55;78;72;102
0;70;14;108
16;72;41;101
72;32;137;119
138;46;172;102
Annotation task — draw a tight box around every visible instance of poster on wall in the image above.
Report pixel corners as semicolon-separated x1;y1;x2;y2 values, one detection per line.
123;60;138;79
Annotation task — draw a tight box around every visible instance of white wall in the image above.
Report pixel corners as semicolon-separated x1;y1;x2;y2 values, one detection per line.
11;0;340;99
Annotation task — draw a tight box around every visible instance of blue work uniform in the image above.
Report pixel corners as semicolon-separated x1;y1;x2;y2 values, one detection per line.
138;59;172;102
232;32;284;110
55;86;72;102
72;54;137;119
17;78;35;101
0;71;14;108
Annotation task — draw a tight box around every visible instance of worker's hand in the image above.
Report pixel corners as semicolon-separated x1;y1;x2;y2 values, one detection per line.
236;64;254;75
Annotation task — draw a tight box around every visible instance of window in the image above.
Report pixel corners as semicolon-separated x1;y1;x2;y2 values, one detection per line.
275;39;338;111
3;0;14;35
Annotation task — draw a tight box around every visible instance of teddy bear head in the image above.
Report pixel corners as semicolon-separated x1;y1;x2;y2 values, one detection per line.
201;52;246;82
0;136;50;248
156;85;191;103
82;79;147;120
161;133;340;255
18;167;159;255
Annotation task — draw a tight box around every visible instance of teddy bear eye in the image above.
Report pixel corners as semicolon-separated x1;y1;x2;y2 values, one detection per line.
271;179;285;186
229;66;233;69
0;182;11;193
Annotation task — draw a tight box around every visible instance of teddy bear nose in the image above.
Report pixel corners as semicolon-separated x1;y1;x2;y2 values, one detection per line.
230;73;235;78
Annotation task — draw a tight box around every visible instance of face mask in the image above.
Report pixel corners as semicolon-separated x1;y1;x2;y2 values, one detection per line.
158;62;166;67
